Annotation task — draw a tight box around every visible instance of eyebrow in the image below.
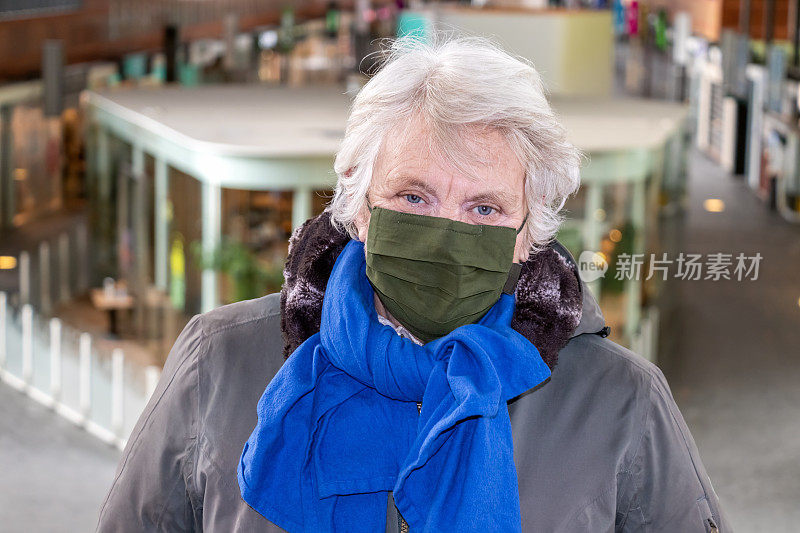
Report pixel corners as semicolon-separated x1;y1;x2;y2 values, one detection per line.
386;176;439;197
467;191;519;208
387;175;520;207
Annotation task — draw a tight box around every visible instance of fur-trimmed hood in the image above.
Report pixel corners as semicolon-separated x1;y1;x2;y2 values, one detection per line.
280;211;606;371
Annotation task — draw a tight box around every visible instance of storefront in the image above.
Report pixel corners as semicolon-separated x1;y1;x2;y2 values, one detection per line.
83;85;345;339
0;81;65;229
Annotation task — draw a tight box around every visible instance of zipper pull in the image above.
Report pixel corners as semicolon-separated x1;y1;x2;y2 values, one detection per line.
707;517;719;532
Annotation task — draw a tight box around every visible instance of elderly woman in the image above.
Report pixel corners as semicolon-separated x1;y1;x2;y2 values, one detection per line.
96;35;729;532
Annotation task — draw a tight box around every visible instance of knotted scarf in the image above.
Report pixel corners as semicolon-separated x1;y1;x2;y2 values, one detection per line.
237;239;552;532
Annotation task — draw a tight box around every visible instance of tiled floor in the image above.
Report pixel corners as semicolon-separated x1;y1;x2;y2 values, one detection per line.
0;381;120;532
657;150;800;532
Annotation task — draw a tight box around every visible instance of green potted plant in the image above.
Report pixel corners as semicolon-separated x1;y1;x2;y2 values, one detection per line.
191;238;284;303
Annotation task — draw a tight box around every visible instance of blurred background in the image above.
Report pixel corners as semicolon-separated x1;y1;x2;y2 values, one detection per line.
0;0;798;531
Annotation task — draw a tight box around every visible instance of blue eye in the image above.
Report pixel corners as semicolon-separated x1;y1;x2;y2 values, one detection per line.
405;194;423;204
474;205;495;216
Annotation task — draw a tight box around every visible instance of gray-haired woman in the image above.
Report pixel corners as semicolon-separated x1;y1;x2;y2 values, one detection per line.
97;32;729;532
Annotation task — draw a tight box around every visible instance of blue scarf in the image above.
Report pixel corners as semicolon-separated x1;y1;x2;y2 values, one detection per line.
237;239;551;532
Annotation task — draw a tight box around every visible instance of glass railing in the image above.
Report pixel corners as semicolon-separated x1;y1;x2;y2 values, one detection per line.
0;292;160;449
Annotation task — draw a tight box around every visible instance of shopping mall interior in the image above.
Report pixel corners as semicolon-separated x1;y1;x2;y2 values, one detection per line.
0;0;798;531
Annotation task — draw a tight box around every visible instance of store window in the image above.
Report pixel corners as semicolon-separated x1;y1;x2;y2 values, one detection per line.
167;169;202;316
9;104;63;225
558;180;646;344
217;188;333;304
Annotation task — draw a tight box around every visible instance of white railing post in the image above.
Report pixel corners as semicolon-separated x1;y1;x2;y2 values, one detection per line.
0;291;6;369
111;348;124;438
49;317;62;400
19;251;30;305
79;332;92;422
145;365;161;399
59;232;70;304
39;241;51;314
21;304;33;385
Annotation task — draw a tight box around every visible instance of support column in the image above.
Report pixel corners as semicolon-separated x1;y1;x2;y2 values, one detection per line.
292;187;312;230
0;105;14;229
95;125;112;280
131;143;148;336
625;180;647;342
154;158;169;290
131;143;145;179
201;181;221;313
583;182;604;300
97;127;111;204
116;163;129;278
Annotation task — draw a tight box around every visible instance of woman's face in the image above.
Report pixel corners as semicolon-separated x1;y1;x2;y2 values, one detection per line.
355;121;531;262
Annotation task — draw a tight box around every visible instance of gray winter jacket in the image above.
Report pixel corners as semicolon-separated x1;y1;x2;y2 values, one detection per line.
96;226;730;532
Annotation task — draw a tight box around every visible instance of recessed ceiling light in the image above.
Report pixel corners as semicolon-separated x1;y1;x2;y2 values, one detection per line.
703;198;725;212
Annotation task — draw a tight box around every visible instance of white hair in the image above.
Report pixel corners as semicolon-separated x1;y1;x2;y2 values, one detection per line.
327;31;583;254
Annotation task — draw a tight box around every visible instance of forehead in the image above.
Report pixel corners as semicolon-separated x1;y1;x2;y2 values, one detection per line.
372;116;525;200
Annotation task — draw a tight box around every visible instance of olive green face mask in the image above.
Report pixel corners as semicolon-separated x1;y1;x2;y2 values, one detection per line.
365;205;526;344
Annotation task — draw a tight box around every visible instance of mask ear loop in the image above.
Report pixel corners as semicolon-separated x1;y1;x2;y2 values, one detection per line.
515;213;528;234
503;212;529;295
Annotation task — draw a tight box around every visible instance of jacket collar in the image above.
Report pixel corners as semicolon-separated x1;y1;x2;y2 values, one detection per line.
548;240;608;338
280;211;606;371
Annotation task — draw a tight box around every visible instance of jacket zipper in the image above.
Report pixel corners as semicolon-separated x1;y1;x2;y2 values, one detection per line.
396;402;422;532
398;514;410;533
707;517;719;532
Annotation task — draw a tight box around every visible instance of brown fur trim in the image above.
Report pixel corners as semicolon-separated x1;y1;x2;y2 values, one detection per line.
280;212;582;371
